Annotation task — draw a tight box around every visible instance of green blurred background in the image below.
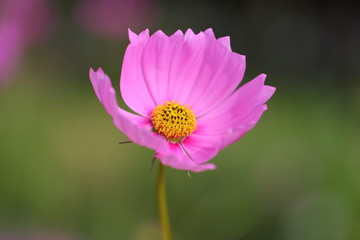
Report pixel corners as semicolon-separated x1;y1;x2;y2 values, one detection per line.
1;0;359;239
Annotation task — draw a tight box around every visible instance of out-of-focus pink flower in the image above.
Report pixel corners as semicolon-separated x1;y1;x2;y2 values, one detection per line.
0;0;56;45
89;29;275;172
0;21;22;86
0;0;56;86
74;0;158;40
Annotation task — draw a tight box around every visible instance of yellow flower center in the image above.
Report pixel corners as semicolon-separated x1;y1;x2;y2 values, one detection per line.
151;101;197;141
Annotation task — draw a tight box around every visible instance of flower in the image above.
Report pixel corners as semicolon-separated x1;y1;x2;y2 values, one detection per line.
89;29;276;172
0;0;57;86
0;21;23;86
74;0;158;40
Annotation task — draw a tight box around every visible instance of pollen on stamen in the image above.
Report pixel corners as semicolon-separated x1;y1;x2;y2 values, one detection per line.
151;100;197;141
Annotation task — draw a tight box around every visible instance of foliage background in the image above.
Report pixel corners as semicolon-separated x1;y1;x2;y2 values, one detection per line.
1;0;359;239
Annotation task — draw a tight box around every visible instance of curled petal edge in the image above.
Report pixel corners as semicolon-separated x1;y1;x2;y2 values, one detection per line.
89;67;167;153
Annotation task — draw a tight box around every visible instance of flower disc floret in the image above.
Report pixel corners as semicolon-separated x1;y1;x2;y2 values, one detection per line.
151;101;197;141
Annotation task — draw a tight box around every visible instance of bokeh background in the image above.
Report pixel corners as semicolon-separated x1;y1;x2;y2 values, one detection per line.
1;0;359;239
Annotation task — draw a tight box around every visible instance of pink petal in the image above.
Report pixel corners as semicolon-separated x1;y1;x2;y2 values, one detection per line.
120;29;156;117
90;67;119;116
120;29;246;117
128;28;150;44
203;28;216;39
217;36;231;50
158;74;274;170
156;142;217;172
89;68;168;152
197;74;276;151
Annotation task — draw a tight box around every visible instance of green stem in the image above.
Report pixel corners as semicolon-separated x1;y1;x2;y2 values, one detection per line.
157;163;173;240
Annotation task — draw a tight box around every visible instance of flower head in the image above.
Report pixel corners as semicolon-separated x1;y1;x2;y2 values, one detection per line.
74;0;158;40
0;21;23;86
90;29;275;172
0;0;57;86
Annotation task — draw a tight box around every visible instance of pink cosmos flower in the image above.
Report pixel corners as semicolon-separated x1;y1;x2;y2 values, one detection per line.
74;0;158;40
0;21;23;86
0;0;56;44
90;29;275;172
0;0;57;86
